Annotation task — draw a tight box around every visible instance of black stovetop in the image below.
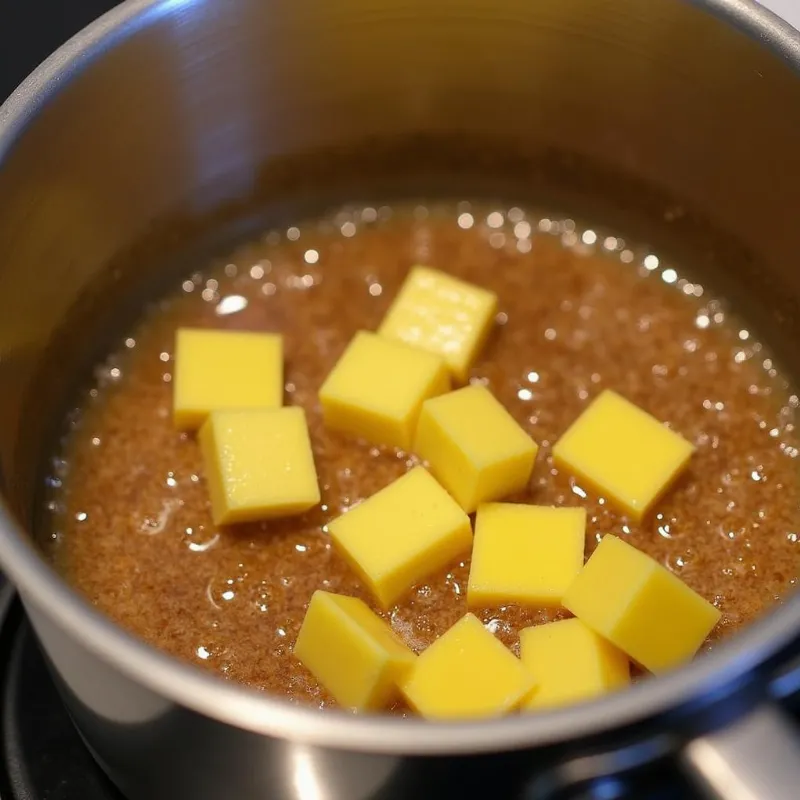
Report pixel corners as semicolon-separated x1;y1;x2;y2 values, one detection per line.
0;584;123;799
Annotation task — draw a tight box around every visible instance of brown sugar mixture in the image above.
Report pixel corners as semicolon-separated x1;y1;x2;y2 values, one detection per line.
44;202;800;711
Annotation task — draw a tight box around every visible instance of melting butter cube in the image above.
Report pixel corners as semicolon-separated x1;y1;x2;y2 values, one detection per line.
378;266;497;381
328;467;471;609
564;534;721;673
173;328;282;431
199;406;320;525
520;618;629;710
552;390;694;520
294;591;416;711
468;504;585;608
319;331;449;450
414;385;538;512
400;613;534;719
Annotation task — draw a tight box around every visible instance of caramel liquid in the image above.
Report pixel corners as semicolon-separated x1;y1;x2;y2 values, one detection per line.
45;203;800;711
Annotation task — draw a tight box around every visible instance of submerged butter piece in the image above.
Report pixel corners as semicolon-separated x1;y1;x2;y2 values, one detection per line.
319;331;449;450
400;613;534;719
328;467;472;609
199;406;320;525
564;534;721;673
552;389;694;520
468;503;585;608
294;591;416;711
414;385;538;513
520;618;629;710
378;266;498;381
173;328;282;431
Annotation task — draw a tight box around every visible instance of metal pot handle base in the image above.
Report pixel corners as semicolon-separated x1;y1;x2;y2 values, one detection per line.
522;700;800;799
682;704;800;800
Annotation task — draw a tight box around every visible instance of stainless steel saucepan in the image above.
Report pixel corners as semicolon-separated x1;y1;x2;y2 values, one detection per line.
1;1;800;797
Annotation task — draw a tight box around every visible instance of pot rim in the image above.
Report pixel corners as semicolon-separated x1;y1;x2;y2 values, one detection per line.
1;0;799;756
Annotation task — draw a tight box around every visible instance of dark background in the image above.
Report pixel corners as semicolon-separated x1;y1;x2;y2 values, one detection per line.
0;0;121;101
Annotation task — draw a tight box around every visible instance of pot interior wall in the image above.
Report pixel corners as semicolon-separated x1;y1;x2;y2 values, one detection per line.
1;0;800;558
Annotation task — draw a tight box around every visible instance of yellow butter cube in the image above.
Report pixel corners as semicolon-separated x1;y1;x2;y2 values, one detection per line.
378;266;498;381
319;331;449;450
328;467;471;609
519;619;629;710
199;406;320;525
173;328;283;431
468;504;585;608
563;535;721;673
294;591;416;711
552;390;694;520
414;385;538;512
400;613;534;719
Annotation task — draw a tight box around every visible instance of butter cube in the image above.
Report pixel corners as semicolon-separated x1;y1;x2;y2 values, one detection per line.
552;390;694;520
294;591;416;711
328;467;472;609
400;613;534;719
378;266;498;381
520;619;629;710
414;385;538;512
173;328;282;431
199;406;320;525
563;534;721;673
319;331;449;450
468;504;585;608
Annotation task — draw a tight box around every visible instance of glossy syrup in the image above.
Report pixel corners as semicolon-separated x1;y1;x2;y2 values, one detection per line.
45;203;800;711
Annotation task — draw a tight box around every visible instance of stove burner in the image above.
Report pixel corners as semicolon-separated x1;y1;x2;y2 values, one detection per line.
0;584;121;799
